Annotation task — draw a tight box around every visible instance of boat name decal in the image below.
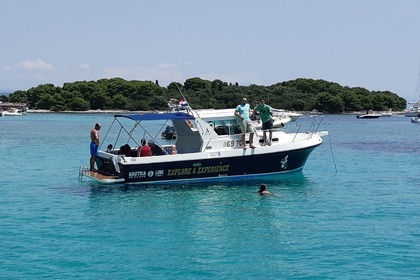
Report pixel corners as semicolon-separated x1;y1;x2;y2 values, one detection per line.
167;165;230;176
154;170;165;177
168;168;193;176
197;165;229;174
128;171;147;179
129;169;165;179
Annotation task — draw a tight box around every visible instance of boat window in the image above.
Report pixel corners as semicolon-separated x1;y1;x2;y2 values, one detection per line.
210;120;241;135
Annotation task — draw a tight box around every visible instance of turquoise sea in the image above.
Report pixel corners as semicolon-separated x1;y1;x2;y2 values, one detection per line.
1;113;419;279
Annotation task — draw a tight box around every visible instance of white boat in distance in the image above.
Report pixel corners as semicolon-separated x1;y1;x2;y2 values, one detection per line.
271;108;303;121
79;108;328;184
356;111;382;119
406;65;420;117
381;109;393;117
252;115;292;129
1;108;23;116
411;117;420;123
405;101;420;117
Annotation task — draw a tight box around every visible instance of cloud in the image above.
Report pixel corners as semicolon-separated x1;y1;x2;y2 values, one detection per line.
17;58;54;72
0;59;56;89
0;65;13;72
78;63;90;70
156;63;178;69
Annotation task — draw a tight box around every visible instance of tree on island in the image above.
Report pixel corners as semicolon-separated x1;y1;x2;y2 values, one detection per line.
5;77;407;113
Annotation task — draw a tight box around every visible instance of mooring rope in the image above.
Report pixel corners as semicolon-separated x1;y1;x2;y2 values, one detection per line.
327;133;338;173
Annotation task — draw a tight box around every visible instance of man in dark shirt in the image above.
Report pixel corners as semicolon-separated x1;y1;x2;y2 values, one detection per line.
148;139;165;155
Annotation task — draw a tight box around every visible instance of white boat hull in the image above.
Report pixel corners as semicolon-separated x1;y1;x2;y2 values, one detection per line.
271;109;302;122
1;111;23;116
93;136;323;184
1;107;23;116
356;114;381;119
80;109;328;184
406;111;420;117
252;116;291;129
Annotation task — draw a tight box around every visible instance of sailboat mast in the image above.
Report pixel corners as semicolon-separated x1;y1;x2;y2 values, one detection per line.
415;62;420;102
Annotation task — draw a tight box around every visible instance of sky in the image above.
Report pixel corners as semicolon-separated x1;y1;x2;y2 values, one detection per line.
1;0;420;101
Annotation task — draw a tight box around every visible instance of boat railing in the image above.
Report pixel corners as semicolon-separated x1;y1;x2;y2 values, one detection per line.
292;116;325;142
78;166;89;181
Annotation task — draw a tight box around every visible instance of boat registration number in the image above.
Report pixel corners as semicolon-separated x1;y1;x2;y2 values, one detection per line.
223;140;243;148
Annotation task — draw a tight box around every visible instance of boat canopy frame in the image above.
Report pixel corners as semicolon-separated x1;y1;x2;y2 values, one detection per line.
114;112;194;122
100;112;195;152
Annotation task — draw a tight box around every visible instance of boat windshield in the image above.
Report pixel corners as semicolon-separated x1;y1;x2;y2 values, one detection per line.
208;119;242;136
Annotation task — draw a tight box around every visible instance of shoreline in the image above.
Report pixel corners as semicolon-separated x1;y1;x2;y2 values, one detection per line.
26;109;407;115
27;109;151;114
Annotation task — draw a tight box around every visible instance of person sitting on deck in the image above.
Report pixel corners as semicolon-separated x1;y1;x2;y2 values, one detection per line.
148;139;165;155
137;139;152;157
118;144;132;156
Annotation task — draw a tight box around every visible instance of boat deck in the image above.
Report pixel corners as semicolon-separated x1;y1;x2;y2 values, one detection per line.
80;169;125;183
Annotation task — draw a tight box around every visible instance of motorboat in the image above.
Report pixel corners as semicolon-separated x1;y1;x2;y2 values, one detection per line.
79;108;328;184
405;102;420;117
271;108;302;122
1;108;23;116
252;115;291;129
250;107;292;129
167;98;190;112
356;111;381;119
356;113;381;119
0;102;27;115
411;116;420;123
161;125;177;140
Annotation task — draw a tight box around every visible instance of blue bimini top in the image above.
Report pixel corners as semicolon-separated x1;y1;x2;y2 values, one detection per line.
114;112;195;121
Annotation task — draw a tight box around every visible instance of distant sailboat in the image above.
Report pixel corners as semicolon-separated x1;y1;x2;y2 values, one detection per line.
406;64;420;117
381;108;393;117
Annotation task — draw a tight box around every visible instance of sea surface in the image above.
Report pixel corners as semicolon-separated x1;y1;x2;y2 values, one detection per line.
0;113;419;279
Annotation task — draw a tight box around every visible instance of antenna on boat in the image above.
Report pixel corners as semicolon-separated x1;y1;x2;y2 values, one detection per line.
175;84;194;114
176;84;189;104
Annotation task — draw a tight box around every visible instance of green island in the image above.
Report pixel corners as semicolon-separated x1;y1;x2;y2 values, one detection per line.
1;77;407;113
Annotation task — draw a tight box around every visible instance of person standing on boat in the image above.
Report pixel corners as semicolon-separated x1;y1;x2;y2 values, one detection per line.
254;99;273;146
235;97;255;149
137;139;152;157
90;123;101;171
